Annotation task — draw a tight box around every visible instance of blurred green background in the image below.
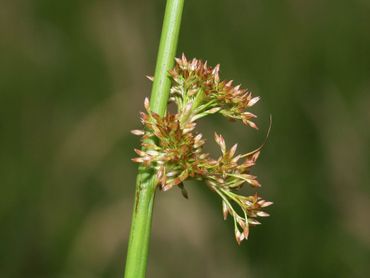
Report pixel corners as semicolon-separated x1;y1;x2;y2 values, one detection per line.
1;0;370;277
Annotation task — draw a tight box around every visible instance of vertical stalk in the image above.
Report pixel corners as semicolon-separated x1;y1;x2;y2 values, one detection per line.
124;1;184;277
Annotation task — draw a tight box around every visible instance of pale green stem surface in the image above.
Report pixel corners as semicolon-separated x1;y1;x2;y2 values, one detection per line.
124;1;184;277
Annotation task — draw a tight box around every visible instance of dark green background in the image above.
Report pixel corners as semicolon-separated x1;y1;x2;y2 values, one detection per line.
1;0;370;277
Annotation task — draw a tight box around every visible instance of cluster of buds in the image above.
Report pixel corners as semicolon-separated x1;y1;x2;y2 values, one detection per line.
169;54;260;128
132;54;272;244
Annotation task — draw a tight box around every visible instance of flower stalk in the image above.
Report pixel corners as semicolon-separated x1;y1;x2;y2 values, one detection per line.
124;1;184;277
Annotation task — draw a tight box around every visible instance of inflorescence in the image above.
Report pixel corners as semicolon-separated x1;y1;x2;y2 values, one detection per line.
132;54;272;244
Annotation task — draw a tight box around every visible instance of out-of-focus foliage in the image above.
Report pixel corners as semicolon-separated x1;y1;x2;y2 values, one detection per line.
1;0;369;277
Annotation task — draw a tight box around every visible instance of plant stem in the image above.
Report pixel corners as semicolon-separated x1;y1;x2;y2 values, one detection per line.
124;1;184;277
149;0;185;116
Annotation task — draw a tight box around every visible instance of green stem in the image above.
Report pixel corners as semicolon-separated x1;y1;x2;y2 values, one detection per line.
124;1;184;278
149;0;185;116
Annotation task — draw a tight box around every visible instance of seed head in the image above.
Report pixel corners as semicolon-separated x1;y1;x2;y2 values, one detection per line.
131;56;272;243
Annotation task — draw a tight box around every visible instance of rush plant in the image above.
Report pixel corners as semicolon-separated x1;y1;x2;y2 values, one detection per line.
124;1;271;277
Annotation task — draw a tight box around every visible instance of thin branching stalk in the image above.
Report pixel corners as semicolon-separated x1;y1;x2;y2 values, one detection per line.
124;1;184;277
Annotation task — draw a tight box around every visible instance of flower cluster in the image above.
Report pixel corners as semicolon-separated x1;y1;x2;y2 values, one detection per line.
132;54;272;244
